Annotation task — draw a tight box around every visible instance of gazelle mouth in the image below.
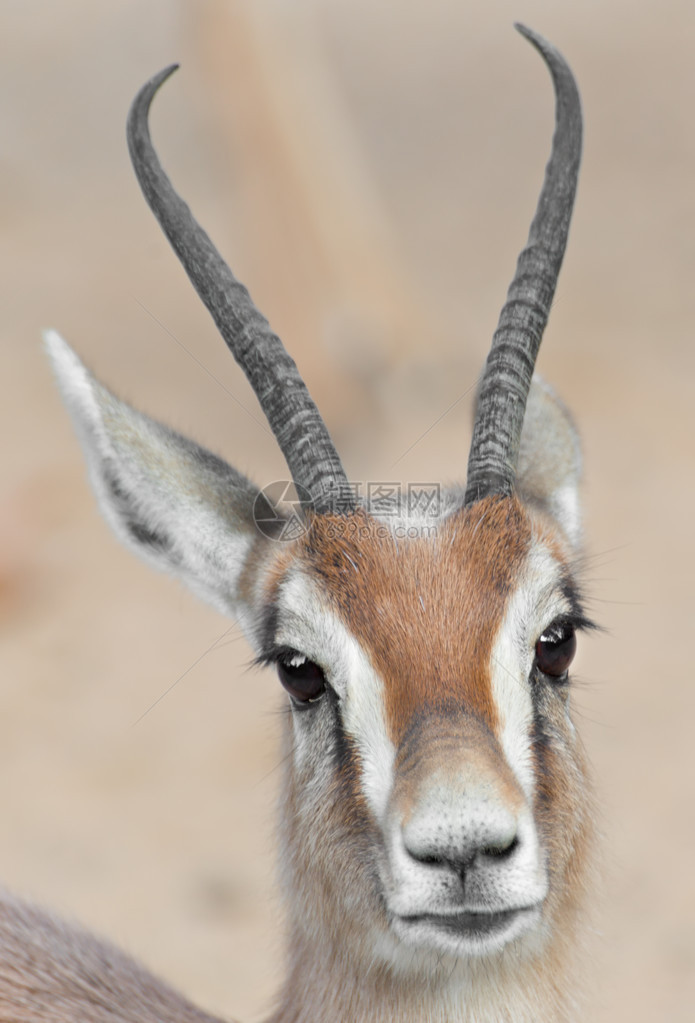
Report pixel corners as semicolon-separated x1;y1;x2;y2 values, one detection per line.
403;909;520;934
396;904;540;943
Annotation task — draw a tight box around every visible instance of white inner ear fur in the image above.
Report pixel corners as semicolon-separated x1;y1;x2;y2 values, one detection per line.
517;375;582;551
274;570;395;821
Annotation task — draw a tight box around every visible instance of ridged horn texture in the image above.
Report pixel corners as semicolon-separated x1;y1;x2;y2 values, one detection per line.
126;65;354;516
464;24;582;506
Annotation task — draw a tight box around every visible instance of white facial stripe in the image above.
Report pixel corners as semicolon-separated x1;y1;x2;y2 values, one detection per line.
489;623;535;802
489;537;575;800
341;641;396;822
273;569;396;821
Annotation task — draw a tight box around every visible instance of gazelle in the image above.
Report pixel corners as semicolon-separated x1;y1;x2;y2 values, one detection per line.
2;24;596;1023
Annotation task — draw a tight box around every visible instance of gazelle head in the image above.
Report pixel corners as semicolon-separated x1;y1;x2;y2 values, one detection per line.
46;23;594;996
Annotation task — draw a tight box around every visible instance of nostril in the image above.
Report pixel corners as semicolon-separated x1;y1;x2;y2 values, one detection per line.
404;833;520;872
481;835;520;860
401;804;522;872
406;848;445;867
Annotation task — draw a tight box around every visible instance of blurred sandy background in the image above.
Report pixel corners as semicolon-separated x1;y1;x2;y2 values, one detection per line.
1;0;694;1020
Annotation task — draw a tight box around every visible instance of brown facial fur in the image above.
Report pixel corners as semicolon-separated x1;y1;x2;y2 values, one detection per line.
298;494;532;745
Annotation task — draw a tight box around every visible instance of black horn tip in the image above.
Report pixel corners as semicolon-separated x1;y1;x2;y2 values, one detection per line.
126;64;180;153
513;24;574;84
513;23;549;52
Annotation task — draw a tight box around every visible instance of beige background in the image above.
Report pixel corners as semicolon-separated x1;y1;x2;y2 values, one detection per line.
2;1;694;1020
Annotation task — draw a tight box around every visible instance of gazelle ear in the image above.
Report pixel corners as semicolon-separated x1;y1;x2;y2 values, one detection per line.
44;330;273;619
516;375;583;550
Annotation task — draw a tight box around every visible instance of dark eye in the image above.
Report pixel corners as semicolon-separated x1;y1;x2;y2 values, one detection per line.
535;620;577;679
277;651;326;703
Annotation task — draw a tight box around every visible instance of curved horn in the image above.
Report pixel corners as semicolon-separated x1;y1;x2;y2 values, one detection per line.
126;66;354;516
464;25;582;506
